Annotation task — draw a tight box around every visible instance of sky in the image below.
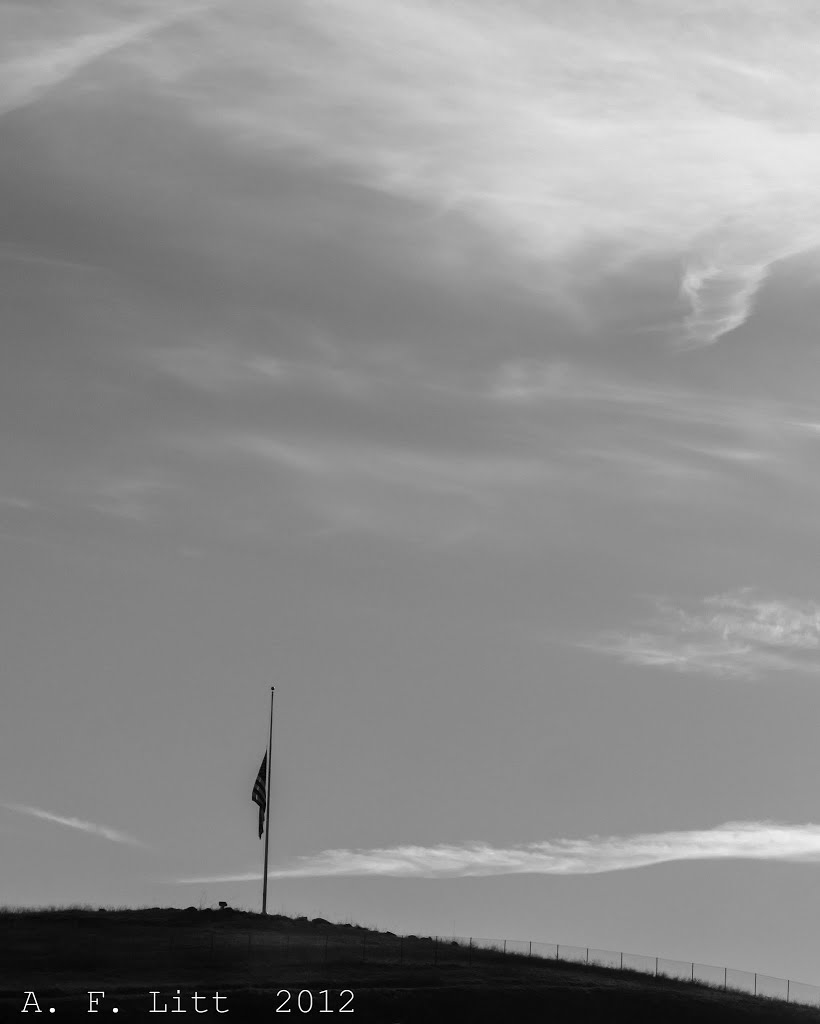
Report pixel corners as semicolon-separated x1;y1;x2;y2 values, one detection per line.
4;0;820;988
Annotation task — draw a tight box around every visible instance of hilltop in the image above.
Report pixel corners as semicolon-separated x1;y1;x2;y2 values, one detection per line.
1;907;817;1022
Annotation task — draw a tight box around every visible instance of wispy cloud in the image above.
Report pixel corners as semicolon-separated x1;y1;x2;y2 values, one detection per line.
227;435;549;497
175;821;820;881
171;429;557;545
678;252;770;349
114;0;820;344
145;345;364;398
489;360;820;493
89;476;166;522
489;361;812;435
0;496;34;511
146;345;281;392
0;2;210;118
588;589;820;679
3;802;146;847
677;210;820;347
0;244;101;273
8;3;820;344
168;360;820;541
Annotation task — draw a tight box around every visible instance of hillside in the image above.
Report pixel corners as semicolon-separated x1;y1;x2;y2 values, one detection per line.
1;908;817;1022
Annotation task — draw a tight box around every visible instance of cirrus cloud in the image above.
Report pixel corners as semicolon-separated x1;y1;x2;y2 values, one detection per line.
175;820;820;882
116;0;820;345
3;801;146;847
7;2;820;344
587;589;820;679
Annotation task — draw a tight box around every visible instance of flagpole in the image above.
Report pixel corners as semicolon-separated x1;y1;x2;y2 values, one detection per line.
262;686;275;915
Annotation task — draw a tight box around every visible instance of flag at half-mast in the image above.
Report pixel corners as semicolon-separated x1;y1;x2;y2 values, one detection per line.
252;754;267;839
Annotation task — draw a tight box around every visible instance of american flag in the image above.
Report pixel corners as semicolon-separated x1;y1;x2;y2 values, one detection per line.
252;754;266;839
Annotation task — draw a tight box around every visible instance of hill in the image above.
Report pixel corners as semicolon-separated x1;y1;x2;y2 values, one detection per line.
1;907;817;1022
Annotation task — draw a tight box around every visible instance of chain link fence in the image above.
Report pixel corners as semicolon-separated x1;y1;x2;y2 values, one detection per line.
463;936;820;1008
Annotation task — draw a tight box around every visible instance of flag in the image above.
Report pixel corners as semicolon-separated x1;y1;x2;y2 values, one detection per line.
252;754;266;839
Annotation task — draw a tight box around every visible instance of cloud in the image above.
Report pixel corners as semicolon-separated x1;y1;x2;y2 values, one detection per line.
677;210;820;347
227;435;549;497
487;361;820;496
0;2;210;118
89;476;166;521
9;3;820;344
167;362;820;543
3;802;146;847
678;254;770;348
488;361;820;440
0;244;100;273
174;820;820;882
488;362;787;446
147;345;281;392
0;496;34;510
110;0;820;344
170;430;559;545
588;589;820;678
145;345;364;398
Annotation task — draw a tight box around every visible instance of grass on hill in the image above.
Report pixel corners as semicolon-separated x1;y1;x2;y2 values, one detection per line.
1;906;818;1022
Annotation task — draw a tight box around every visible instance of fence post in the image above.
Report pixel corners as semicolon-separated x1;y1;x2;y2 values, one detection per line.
586;947;589;964
529;941;532;958
620;952;623;970
724;967;727;990
655;956;658;976
503;940;507;955
787;980;790;1003
690;963;694;982
754;973;757;996
556;944;559;960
